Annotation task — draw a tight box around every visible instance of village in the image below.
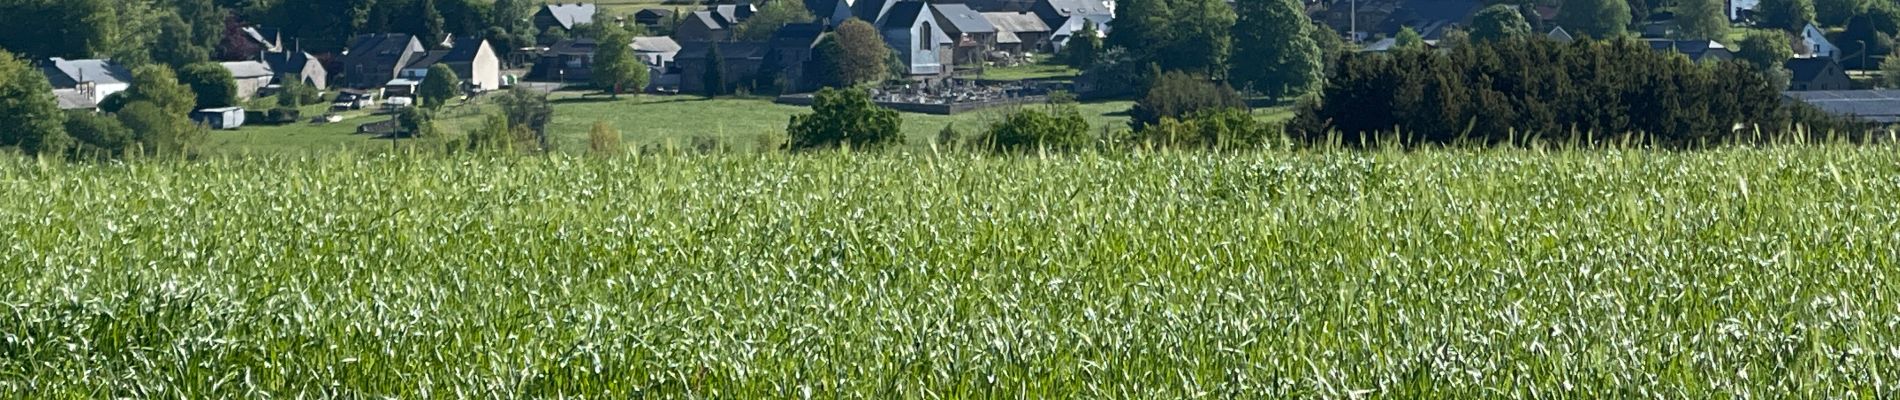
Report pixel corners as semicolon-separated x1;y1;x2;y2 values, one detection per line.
12;0;1900;153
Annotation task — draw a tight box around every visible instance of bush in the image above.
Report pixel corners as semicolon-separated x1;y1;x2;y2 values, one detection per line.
63;110;132;159
1129;71;1246;130
266;107;301;124
1132;109;1283;150
589;120;623;155
787;88;901;150
982;104;1093;152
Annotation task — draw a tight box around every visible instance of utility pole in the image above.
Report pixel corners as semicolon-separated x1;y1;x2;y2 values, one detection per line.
1350;0;1357;43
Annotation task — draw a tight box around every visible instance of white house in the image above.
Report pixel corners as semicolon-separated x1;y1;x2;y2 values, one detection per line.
1801;23;1841;59
38;58;132;110
1728;0;1759;21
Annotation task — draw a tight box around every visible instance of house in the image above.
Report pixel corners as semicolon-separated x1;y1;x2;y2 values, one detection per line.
1359;38;1401;52
530;38;602;82
1645;39;1734;62
1728;0;1759;22
1049;14;1109;53
1788;57;1851;91
634;36;683;67
1801;24;1841;59
388;37;502;95
1548;26;1573;42
879;2;952;78
531;36;680;86
635;9;676;26
1031;0;1112;34
767;23;827;91
38;58;132;109
854;0;903;22
983;12;1052;53
536;3;599;33
262;50;328;90
220;61;275;100
672;4;762;43
338;34;426;88
1782;89;1900;123
932;3;999;65
439;38;503;92
675;41;768;94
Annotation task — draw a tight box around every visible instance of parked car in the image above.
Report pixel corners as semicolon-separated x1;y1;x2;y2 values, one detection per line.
332;90;377;111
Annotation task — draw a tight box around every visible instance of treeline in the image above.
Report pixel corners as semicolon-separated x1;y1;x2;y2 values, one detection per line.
1290;38;1869;147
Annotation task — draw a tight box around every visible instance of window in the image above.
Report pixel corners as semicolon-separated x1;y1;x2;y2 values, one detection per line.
921;22;932;51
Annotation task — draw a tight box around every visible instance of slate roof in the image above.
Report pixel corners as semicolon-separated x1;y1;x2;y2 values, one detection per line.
932;4;996;34
262;51;318;73
543;3;599;30
1379;0;1483;39
688;10;727;30
346;34;420;58
1788;57;1839;83
983;12;1050;34
636;8;675;18
675;41;770;60
768;23;827;49
52;89;96;110
854;0;900;22
1548;26;1573;42
546;38;599;56
712;4;756;25
880;1;930;29
996;30;1023;44
442;38;489;63
1040;0;1112;18
406;50;451;69
220;61;274;78
633;36;683;53
1783;90;1900;123
39;58;131;88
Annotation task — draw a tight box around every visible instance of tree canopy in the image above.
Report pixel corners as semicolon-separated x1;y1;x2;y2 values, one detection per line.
1229;0;1322;100
179;62;238;109
815;19;890;88
593;23;649;98
1756;0;1816;32
0;49;71;156
787;88;901;150
1556;0;1630;39
418;64;460;109
1470;5;1532;43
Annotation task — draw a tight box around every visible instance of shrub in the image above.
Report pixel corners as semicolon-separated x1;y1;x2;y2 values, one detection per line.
63;110;131;159
179;62;237;109
1129;71;1246;130
1132;109;1283;150
266;107;301;124
589;120;623;155
982;104;1093;152
787;88;901;150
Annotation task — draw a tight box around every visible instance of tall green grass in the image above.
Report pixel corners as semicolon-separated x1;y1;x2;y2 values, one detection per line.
2;146;1897;397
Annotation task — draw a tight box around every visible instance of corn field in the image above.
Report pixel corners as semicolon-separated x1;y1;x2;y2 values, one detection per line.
2;146;1898;398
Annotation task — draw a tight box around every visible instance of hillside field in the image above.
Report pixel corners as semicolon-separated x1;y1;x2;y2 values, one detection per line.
2;146;1898;397
210;95;1261;155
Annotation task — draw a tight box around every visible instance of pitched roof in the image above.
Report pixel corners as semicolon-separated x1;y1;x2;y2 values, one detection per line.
712;4;756;25
768;23;827;49
1783;90;1900;123
633;36;683;53
1040;0;1111;18
983;12;1050;34
854;0;900;22
932;4;996;34
346;34;421;59
52;89;96;110
675;41;770;60
1360;37;1399;52
995;29;1022;44
441;38;491;63
220;61;275;78
880;1;930;29
542;3;599;30
1645;39;1729;60
636;8;675;17
806;0;846;21
262;51;319;73
688;10;727;30
1379;0;1483;39
1548;26;1573;42
406;50;451;69
1788;57;1841;83
39;58;131;88
546;38;600;56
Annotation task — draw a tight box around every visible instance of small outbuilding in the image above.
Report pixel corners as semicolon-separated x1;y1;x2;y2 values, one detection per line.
191;107;247;130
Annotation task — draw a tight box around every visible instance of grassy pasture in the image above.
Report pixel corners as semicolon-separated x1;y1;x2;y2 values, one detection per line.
1;145;1898;397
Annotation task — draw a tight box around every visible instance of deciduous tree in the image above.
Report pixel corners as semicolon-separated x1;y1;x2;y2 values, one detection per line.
1229;0;1321;101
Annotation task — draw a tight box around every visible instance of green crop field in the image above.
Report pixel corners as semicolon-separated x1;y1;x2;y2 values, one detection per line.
3;145;1898;397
